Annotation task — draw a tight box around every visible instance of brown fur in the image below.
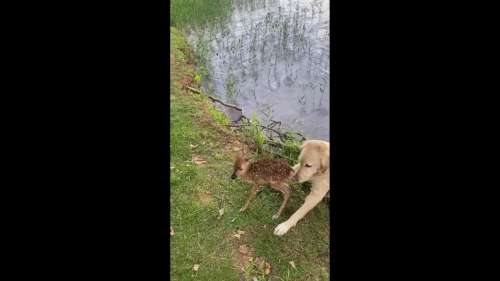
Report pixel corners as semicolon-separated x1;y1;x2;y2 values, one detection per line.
231;152;295;219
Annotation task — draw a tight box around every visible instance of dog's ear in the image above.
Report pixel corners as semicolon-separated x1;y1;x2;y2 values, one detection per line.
319;145;330;174
320;154;330;174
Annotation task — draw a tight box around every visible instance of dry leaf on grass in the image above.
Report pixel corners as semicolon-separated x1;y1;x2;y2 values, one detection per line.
190;144;198;149
192;264;200;272
192;155;207;165
254;257;271;275
289;261;296;269
217;208;224;219
170;227;175;236
264;261;271;275
238;245;249;255
233;230;245;239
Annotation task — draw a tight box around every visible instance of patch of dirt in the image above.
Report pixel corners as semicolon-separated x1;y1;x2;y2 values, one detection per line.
228;230;273;280
180;75;194;89
198;108;215;125
229;231;254;277
198;191;213;206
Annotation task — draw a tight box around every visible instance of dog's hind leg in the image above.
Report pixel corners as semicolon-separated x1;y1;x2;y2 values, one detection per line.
240;184;262;212
270;183;291;220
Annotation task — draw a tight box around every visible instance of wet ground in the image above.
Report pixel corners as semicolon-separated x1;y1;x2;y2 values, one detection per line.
189;0;330;141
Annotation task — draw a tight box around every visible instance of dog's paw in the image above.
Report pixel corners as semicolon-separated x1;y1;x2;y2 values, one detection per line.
274;222;292;236
272;214;280;220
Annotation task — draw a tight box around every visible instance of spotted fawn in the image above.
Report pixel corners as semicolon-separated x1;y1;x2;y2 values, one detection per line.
231;152;295;219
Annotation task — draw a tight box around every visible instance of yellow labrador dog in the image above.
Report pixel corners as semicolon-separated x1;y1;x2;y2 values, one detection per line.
274;140;330;236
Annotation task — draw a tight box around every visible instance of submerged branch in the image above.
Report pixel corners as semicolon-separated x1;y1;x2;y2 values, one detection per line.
187;86;242;112
187;86;306;149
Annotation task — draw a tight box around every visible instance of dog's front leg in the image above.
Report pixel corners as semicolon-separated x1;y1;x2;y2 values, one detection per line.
274;185;329;236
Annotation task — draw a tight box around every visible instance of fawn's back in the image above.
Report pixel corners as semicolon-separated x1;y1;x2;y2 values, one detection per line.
245;159;294;184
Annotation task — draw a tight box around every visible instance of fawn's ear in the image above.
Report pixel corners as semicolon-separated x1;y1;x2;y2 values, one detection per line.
235;151;242;159
236;150;248;161
241;148;250;159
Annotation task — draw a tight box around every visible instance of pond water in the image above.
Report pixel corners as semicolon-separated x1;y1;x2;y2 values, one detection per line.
189;0;330;141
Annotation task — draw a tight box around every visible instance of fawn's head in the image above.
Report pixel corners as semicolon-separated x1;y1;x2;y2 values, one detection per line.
231;151;250;179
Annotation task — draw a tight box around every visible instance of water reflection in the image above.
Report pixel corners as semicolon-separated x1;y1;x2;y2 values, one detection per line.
190;0;330;141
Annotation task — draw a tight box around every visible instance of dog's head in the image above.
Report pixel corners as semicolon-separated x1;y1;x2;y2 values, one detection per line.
293;140;330;183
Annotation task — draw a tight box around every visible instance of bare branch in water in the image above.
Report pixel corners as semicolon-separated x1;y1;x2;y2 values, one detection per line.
187;86;306;152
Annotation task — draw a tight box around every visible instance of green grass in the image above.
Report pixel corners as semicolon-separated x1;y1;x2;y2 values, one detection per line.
170;0;234;29
170;27;330;281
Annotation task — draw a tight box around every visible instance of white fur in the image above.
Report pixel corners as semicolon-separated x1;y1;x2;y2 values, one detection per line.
274;140;330;236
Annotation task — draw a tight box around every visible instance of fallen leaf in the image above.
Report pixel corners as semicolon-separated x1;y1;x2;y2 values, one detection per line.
190;144;198;149
248;257;253;262
192;155;207;165
289;261;296;269
193;264;200;272
233;230;245;239
170;227;175;236
217;208;224;219
264;261;271;275
239;245;249;255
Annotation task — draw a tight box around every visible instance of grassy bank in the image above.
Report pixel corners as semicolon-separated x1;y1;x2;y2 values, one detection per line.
170;27;330;281
170;0;233;29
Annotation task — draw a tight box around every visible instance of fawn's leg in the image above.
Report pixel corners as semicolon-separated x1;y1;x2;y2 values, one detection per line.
240;184;262;212
270;182;291;220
